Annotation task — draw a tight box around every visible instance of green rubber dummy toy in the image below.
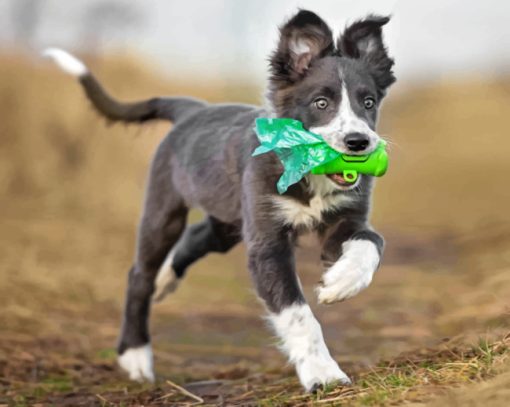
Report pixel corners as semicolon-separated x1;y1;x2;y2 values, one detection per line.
252;118;388;194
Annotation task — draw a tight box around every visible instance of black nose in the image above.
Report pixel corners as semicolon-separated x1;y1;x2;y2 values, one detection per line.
344;133;369;152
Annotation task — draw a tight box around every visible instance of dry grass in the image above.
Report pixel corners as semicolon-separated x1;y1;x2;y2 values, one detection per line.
0;51;260;224
255;334;510;406
374;77;510;235
426;360;510;407
0;51;509;406
2;333;508;405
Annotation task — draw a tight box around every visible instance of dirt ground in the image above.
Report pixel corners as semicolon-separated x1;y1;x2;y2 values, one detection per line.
0;54;509;406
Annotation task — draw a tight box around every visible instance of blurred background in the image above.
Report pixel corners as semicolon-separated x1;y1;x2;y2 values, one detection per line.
1;0;509;405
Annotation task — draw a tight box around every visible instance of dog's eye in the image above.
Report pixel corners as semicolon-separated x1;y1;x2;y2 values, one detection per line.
313;98;328;110
363;97;375;110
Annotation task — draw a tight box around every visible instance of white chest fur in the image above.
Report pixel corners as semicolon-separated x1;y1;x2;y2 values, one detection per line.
272;175;355;228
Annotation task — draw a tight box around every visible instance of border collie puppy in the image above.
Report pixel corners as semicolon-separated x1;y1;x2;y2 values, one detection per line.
44;9;395;392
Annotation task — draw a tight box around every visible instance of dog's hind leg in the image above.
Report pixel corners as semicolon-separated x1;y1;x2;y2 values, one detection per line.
152;216;241;302
117;144;188;382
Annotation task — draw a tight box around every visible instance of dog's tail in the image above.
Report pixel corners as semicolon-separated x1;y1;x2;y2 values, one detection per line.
43;48;204;123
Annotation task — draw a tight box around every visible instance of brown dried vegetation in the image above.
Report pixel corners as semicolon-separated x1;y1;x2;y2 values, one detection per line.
0;53;509;405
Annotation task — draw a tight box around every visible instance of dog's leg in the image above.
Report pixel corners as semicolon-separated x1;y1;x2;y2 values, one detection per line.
245;225;351;391
152;216;241;302
118;206;187;382
118;148;188;382
317;222;384;304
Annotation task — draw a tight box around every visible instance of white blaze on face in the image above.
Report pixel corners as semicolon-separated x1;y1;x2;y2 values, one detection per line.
310;81;379;154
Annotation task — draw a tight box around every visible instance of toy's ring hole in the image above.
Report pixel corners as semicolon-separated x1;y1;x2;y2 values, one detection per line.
343;170;357;183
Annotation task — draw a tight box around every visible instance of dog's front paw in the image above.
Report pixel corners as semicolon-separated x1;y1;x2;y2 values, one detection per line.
317;240;379;304
297;355;351;392
118;344;155;382
316;263;373;304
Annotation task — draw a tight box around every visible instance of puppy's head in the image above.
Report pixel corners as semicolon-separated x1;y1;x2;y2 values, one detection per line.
268;10;395;160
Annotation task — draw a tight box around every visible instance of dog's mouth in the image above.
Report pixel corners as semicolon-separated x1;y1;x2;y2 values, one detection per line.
327;173;358;189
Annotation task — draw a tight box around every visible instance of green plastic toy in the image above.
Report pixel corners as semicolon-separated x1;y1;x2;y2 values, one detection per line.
252;118;388;194
310;140;388;180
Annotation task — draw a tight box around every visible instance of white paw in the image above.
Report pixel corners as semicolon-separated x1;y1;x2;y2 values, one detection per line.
268;304;352;392
118;344;155;382
297;354;351;391
317;240;379;304
153;249;179;303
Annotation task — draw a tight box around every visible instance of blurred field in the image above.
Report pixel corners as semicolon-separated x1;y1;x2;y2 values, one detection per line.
0;52;509;405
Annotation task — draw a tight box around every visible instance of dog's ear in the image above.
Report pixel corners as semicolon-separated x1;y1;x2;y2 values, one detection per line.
338;15;396;93
270;10;334;85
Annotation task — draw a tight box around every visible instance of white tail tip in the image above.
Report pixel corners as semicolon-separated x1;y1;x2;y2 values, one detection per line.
42;47;88;77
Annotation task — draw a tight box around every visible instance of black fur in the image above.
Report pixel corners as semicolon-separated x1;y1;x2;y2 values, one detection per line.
338;15;396;95
79;74;205;123
64;9;396;389
172;216;241;278
269;10;335;85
